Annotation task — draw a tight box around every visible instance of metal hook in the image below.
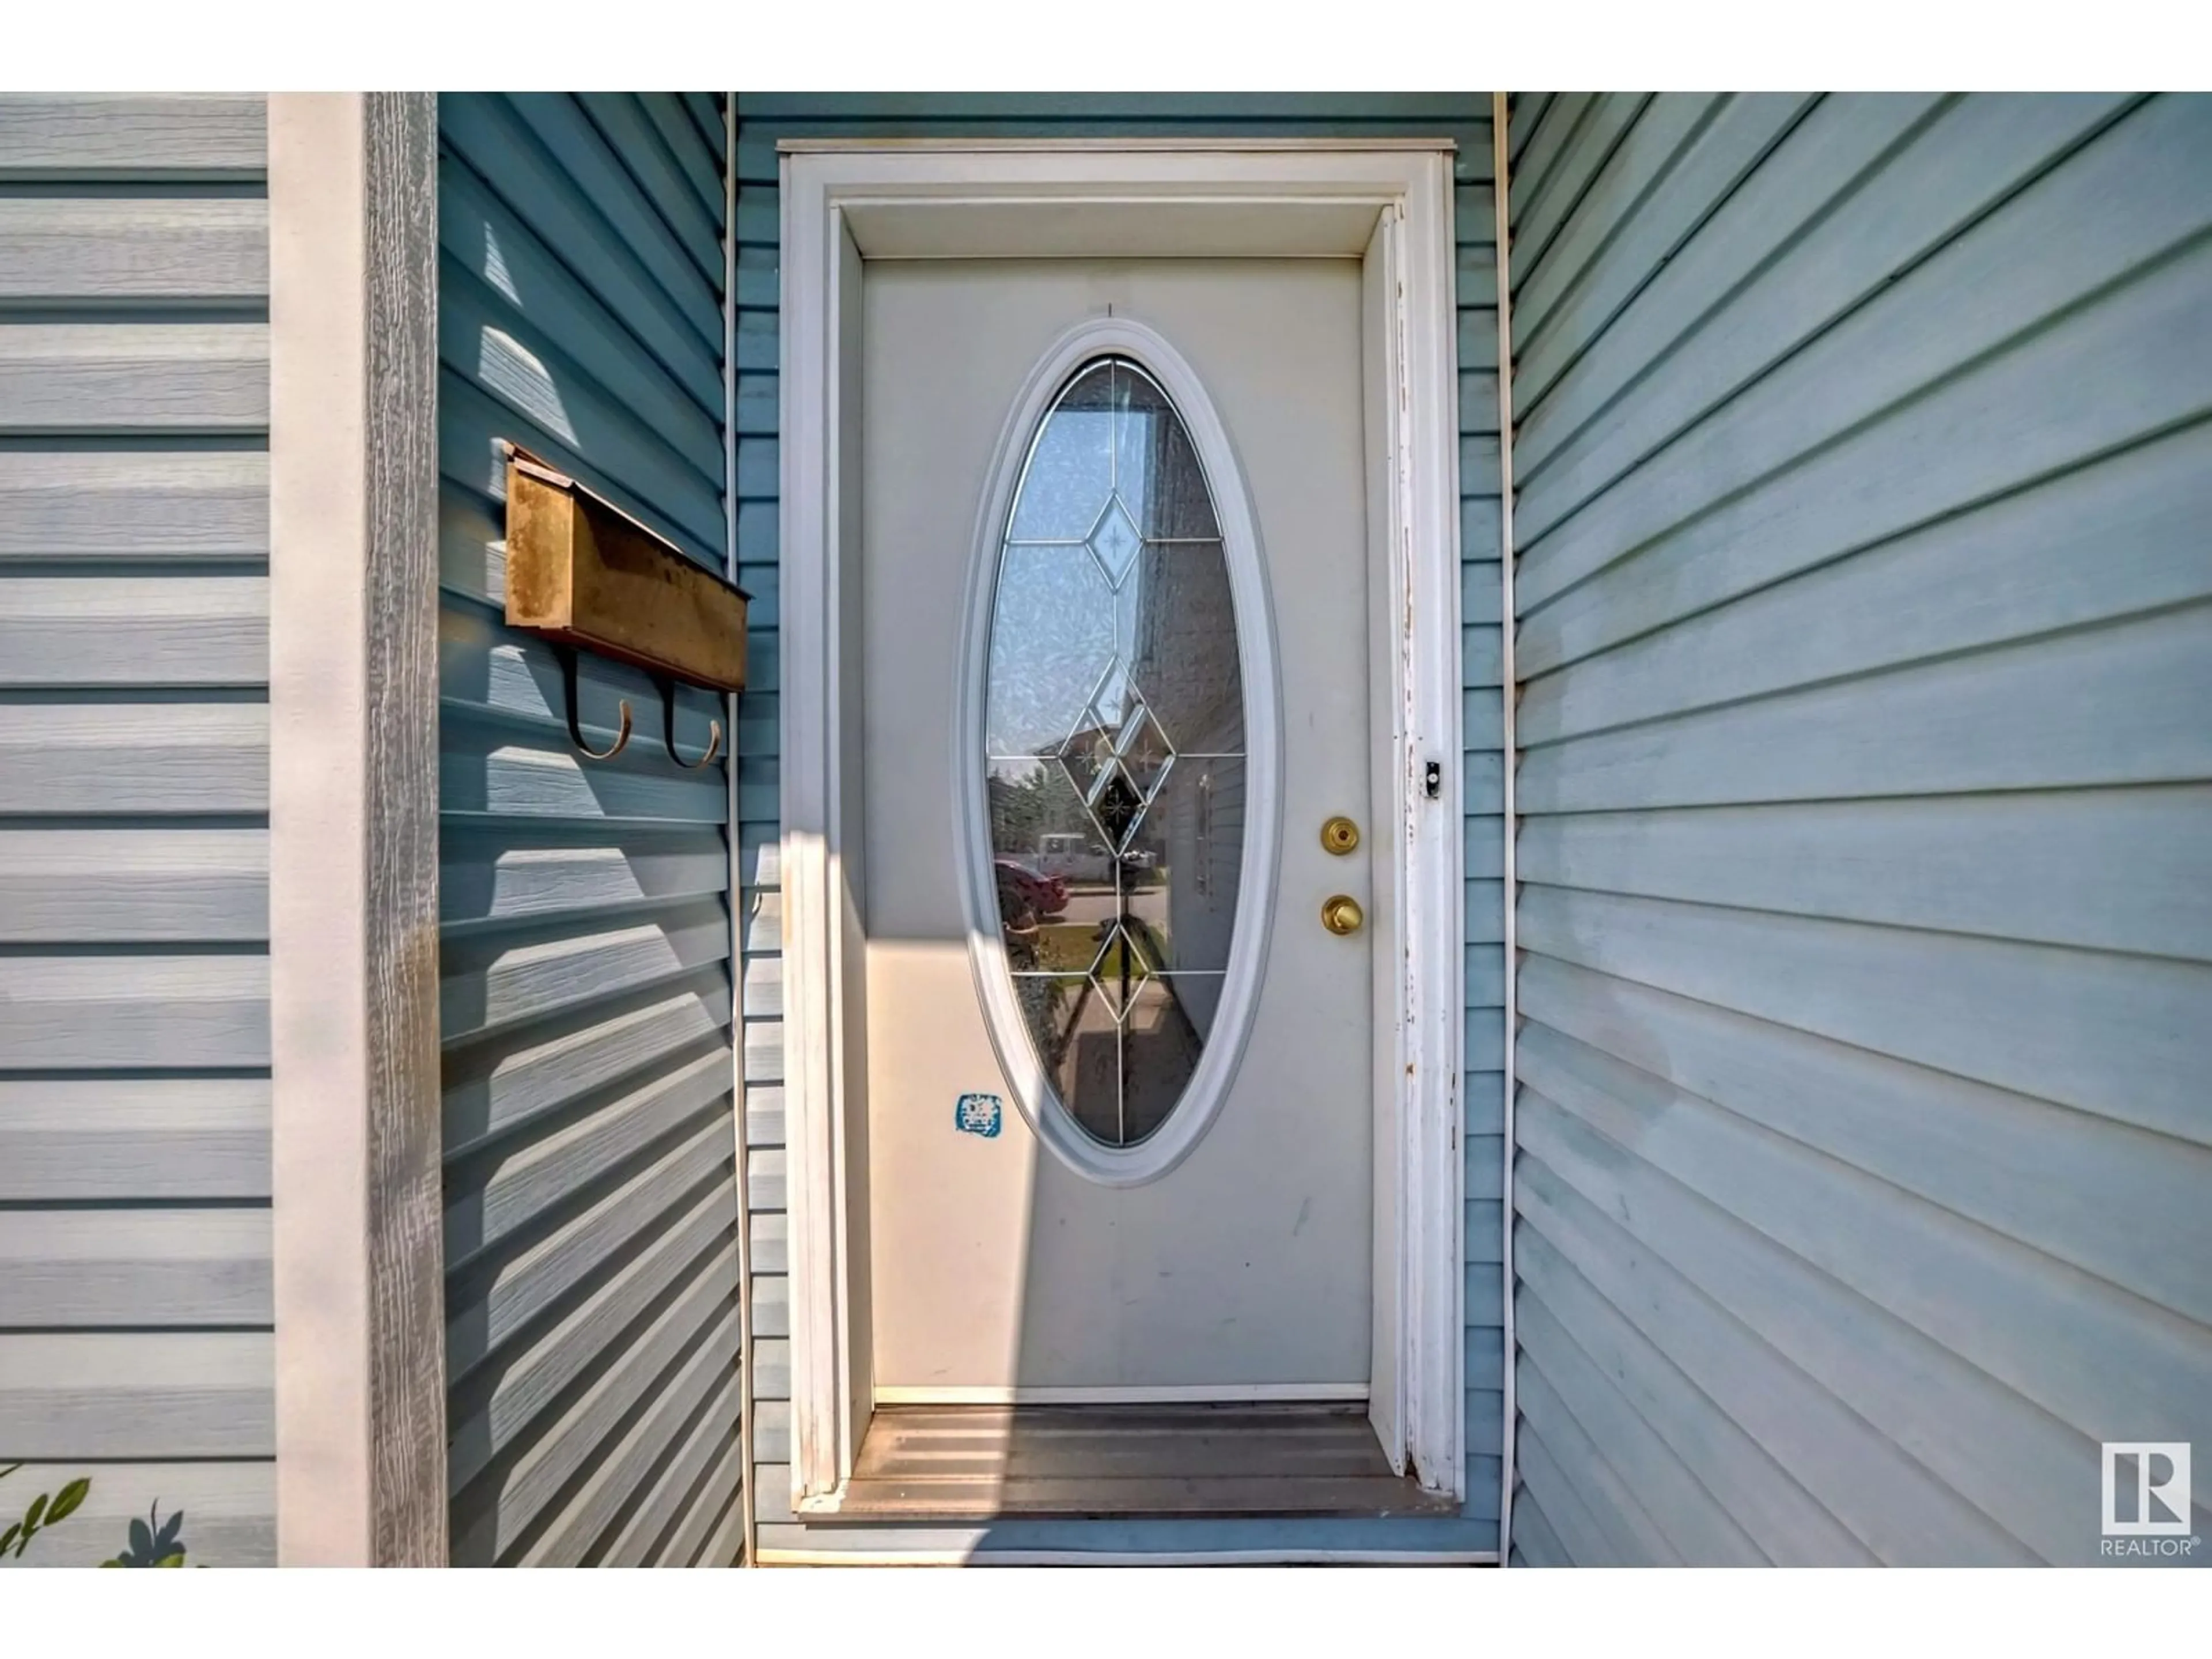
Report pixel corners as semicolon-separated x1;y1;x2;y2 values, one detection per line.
558;646;632;762
659;676;722;770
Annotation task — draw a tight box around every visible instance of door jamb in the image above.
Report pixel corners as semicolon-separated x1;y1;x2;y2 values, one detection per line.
778;141;1466;1514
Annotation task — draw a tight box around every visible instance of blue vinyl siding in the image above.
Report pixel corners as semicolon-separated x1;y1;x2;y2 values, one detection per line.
734;92;1506;1560
435;94;745;1567
1502;91;2212;1565
0;93;275;1567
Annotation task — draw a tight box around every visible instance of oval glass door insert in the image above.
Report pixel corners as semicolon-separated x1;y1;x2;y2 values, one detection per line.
982;355;1249;1149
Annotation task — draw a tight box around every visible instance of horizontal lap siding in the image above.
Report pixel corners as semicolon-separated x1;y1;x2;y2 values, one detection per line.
734;93;1503;1560
1503;90;2212;1566
437;94;744;1568
0;93;274;1569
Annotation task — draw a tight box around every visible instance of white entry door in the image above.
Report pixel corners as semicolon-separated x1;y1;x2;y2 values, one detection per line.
860;256;1378;1396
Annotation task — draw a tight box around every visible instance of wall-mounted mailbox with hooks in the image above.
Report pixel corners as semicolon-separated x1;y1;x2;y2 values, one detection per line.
500;441;749;767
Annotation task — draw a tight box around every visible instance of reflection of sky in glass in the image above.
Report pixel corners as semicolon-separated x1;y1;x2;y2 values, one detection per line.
985;544;1112;754
1007;373;1112;540
987;362;1227;760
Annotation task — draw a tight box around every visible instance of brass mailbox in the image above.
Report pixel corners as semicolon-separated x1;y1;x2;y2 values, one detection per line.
501;442;748;766
503;442;748;690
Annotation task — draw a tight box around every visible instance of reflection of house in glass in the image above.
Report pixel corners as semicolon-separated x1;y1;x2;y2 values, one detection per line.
984;356;1251;1146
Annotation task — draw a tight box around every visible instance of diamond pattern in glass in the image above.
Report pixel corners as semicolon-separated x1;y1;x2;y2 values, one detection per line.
1114;699;1175;803
1062;682;1177;853
1057;717;1114;802
1086;496;1143;588
1085;923;1158;1022
985;355;1247;1149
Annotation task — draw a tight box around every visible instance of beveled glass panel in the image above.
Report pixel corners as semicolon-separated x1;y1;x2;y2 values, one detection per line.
1114;701;1174;805
1087;657;1137;729
1086;496;1143;586
1007;361;1115;541
984;355;1247;1149
986;544;1114;756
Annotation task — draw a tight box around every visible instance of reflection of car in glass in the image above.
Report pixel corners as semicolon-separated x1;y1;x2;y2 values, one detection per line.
1033;832;1114;886
994;858;1069;920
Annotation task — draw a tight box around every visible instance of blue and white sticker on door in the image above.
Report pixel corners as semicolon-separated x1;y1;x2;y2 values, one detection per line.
955;1092;1003;1138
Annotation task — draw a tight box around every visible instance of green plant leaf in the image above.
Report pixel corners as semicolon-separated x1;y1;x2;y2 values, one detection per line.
0;1522;18;1556
155;1552;185;1567
48;1477;90;1524
100;1558;123;1567
23;1492;47;1531
0;1463;21;1482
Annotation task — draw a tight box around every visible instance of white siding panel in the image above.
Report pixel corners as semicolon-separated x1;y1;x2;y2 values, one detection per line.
0;1077;269;1202
0;196;267;302
0;1333;272;1459
0;323;267;431
0;575;267;688
0;449;266;562
0;1209;270;1328
0;93;273;1564
0;827;266;942
0;952;268;1070
0;1460;272;1570
0;701;266;814
0;94;266;176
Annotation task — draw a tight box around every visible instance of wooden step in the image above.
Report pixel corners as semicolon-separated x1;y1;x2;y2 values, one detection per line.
834;1402;1461;1520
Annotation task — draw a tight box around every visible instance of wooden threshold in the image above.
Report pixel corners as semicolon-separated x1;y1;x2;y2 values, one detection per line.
835;1402;1459;1520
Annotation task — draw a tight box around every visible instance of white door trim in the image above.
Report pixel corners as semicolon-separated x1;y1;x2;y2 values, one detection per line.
779;142;1465;1514
952;316;1283;1189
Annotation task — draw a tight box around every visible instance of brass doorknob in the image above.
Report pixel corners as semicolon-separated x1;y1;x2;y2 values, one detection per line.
1320;815;1360;855
1321;894;1365;935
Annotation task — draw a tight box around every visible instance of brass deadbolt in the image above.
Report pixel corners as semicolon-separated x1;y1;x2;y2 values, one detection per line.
1320;815;1360;855
1321;894;1365;936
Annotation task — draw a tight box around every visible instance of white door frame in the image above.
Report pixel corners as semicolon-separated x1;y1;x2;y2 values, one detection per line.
778;141;1466;1513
